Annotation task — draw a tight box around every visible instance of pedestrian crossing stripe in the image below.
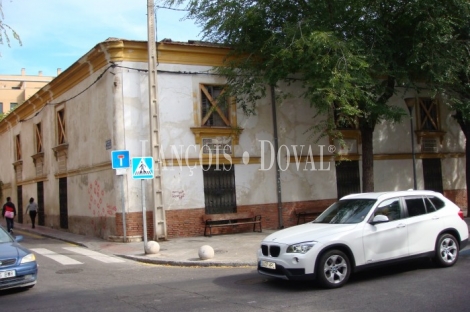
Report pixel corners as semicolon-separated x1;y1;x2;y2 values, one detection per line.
131;157;154;179
30;247;126;265
31;248;83;265
62;247;125;263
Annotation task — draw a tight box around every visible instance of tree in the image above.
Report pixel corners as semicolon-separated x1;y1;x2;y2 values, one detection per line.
167;0;469;195
415;7;470;213
0;0;21;55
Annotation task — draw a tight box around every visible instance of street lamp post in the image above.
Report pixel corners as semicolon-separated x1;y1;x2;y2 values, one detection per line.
404;98;418;190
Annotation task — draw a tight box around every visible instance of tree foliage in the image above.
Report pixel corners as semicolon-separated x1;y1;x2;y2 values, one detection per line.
0;0;22;55
167;0;470;193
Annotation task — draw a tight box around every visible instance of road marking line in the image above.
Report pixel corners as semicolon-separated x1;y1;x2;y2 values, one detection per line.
14;229;43;239
30;248;83;265
62;247;126;263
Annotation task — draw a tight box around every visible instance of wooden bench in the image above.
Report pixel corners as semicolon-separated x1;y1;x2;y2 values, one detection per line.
295;209;322;224
203;212;262;237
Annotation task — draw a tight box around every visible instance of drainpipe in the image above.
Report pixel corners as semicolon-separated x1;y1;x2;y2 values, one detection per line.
270;85;284;229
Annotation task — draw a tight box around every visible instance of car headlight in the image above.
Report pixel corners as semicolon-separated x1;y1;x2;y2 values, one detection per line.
286;241;317;254
20;253;36;264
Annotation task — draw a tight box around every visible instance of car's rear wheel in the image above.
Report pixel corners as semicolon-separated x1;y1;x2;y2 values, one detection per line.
316;250;350;289
435;233;459;267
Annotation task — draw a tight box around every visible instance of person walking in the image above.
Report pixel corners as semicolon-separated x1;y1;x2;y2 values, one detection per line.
26;197;38;229
2;197;17;234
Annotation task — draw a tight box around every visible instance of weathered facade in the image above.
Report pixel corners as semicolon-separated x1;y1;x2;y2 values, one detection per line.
0;38;466;240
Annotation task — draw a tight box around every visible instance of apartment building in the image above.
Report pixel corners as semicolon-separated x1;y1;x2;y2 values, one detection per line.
0;68;60;114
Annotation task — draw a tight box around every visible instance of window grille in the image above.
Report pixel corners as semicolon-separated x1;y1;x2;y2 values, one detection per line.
335;160;361;199
422;158;443;193
421;138;438;153
203;165;237;214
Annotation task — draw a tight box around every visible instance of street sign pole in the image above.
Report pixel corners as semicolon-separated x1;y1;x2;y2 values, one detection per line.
141;180;148;247
132;156;154;252
120;176;127;242
111;150;131;243
111;150;130;243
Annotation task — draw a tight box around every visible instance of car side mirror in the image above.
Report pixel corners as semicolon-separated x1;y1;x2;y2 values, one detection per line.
370;215;389;225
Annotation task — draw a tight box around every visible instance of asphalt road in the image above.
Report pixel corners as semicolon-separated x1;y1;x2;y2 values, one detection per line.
2;232;470;312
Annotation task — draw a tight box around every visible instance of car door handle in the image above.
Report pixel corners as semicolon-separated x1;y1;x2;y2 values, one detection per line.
396;223;406;228
432;217;440;220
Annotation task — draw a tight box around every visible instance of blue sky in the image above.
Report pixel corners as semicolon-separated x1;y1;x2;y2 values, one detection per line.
0;0;202;77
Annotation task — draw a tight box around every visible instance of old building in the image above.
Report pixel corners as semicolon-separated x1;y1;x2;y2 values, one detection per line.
0;38;465;240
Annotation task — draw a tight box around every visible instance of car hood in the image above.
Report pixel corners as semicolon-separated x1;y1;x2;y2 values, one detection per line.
262;223;358;245
0;242;30;260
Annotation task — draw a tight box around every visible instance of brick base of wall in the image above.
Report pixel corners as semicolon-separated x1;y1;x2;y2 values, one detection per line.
115;211;154;239
444;189;468;215
112;190;467;239
161;198;335;238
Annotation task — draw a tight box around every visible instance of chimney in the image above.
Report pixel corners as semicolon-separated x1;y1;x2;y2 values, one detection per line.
21;68;26;75
57;68;62;76
38;71;43;76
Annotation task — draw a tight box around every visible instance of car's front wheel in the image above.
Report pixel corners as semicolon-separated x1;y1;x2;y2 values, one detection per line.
435;233;459;267
316;250;351;289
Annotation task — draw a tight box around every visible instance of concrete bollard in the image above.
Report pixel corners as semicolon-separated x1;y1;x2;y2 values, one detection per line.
145;240;160;254
198;245;214;260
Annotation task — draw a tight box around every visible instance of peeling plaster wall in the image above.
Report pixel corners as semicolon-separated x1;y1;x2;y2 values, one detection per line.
120;62;154;215
441;104;466;153
69;170;117;237
270;82;338;202
64;67;115;170
56;65;117;235
281;162;338;201
374;159;424;191
235;164;276;205
442;157;466;190
374;93;414;154
162;167;205;210
0;63;121;236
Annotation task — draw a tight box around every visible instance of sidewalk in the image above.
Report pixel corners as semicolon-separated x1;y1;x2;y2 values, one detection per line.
12;218;470;268
12;222;273;267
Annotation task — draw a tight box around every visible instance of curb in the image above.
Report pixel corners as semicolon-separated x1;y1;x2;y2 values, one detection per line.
119;254;257;268
15;228;88;248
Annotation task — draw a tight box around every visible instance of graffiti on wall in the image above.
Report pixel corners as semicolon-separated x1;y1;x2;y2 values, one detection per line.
171;190;185;200
88;180;117;231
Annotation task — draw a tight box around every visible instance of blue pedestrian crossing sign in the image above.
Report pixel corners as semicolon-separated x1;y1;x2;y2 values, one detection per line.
132;157;154;179
111;150;130;169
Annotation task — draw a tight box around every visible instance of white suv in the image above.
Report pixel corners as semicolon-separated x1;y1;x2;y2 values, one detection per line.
257;190;469;288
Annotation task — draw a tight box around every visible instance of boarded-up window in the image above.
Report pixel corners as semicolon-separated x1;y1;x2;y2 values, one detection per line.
57;109;66;144
201;85;231;127
35;123;43;153
417;98;440;131
15;134;21;160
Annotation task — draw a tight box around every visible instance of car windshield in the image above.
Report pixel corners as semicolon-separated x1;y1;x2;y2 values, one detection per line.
0;227;14;243
314;199;377;224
